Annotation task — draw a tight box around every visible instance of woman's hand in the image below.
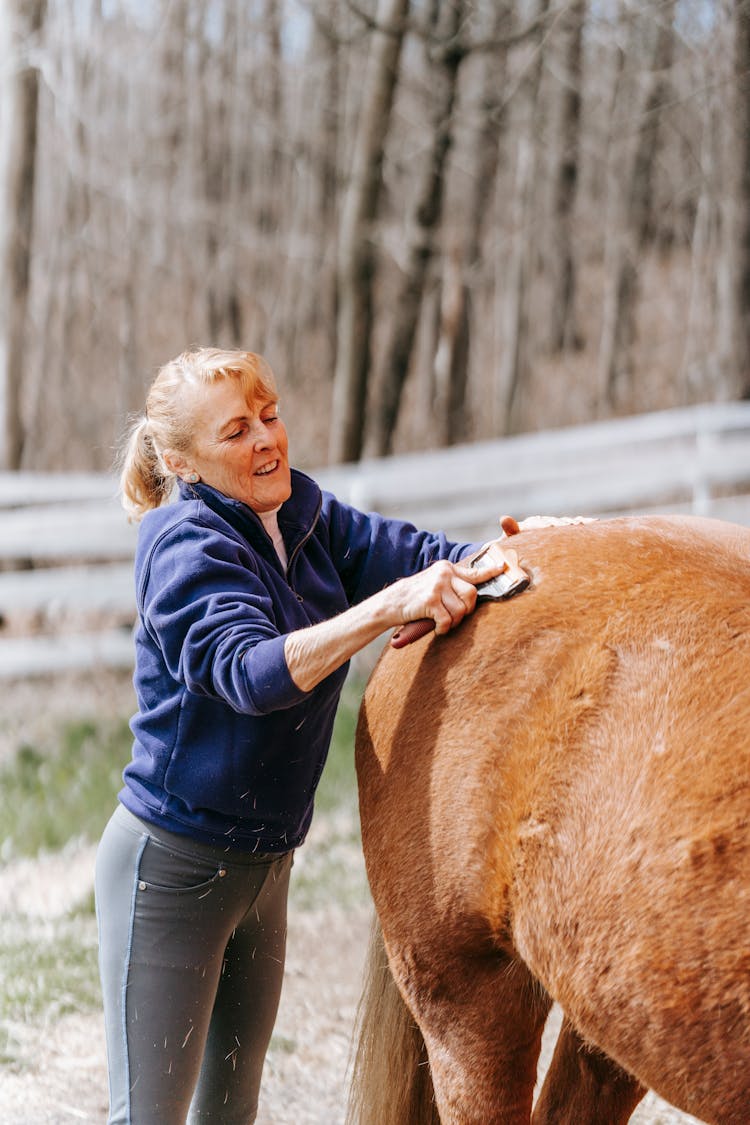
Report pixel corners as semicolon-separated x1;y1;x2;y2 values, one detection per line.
386;556;508;637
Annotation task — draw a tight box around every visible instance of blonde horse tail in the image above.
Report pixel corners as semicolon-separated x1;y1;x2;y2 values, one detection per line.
347;914;439;1125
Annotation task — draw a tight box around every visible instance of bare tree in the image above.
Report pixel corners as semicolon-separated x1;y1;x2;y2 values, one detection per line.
329;0;410;464
308;1;342;232
679;24;723;399
0;0;46;468
496;0;549;432
731;0;750;399
308;1;343;380
431;1;513;446
201;1;243;345
597;0;676;411
255;0;285;236
366;0;466;457
546;0;585;353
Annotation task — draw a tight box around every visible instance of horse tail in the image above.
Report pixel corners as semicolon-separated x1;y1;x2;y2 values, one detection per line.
347;913;439;1125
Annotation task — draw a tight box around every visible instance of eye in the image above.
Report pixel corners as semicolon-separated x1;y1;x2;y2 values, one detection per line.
261;414;279;426
225;428;245;441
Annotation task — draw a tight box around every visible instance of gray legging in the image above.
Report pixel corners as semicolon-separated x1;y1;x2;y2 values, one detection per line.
95;803;292;1124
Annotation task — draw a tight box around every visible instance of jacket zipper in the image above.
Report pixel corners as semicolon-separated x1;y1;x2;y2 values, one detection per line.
284;493;323;593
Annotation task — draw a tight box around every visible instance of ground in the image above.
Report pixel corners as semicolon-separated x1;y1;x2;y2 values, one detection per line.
0;834;706;1125
0;828;372;1125
0;671;707;1124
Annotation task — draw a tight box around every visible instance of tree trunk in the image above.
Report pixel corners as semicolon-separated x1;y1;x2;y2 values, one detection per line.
0;0;46;469
432;245;471;445
367;0;465;458
39;0;101;463
311;0;342;379
431;1;512;447
597;1;676;411
329;0;410;464
680;60;721;400
157;0;189;270
310;1;341;233
733;0;750;398
202;0;243;347
118;57;141;430
497;0;549;433
258;0;284;235
546;0;585;354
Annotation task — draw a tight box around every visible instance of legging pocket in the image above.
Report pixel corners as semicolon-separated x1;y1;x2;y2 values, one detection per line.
135;834;228;896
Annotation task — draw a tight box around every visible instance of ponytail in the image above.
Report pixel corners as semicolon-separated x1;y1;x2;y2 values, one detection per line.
118;416;174;521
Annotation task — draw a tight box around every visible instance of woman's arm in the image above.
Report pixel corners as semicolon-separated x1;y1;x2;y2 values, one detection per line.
284;555;505;692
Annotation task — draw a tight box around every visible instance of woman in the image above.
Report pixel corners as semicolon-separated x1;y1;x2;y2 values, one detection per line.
95;346;514;1124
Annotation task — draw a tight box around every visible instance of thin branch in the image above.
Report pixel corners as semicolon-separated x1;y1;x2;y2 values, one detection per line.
301;0;572;61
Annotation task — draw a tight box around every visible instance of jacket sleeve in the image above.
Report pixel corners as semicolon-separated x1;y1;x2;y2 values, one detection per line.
137;517;309;716
319;493;478;605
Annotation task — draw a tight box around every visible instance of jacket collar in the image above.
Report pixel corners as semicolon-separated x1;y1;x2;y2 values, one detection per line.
177;469;322;567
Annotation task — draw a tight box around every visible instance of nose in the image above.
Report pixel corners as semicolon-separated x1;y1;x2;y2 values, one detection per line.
251;419;273;449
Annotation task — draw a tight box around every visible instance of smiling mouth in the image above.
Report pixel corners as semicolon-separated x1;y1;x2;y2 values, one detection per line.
255;460;279;476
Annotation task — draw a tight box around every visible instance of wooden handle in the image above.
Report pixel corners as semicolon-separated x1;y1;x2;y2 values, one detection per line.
390;618;435;649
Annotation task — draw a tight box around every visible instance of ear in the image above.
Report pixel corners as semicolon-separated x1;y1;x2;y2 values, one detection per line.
163;449;190;479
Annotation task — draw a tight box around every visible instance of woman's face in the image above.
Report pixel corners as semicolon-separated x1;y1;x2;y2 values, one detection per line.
177;376;292;512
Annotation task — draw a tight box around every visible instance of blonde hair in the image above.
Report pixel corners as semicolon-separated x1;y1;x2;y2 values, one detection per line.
119;347;277;520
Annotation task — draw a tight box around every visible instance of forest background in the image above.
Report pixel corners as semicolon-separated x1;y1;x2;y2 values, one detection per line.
2;0;750;475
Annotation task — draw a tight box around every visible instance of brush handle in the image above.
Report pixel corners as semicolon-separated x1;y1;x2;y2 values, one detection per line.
390;618;435;649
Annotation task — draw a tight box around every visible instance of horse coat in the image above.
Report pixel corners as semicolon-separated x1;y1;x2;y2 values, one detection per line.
352;515;750;1125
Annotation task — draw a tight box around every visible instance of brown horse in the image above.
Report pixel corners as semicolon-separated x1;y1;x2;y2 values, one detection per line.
349;515;750;1125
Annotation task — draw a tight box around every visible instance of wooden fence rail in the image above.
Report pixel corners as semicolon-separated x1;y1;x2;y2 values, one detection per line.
2;401;750;678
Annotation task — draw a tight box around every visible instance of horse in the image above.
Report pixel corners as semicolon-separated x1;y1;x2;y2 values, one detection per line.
349;514;750;1125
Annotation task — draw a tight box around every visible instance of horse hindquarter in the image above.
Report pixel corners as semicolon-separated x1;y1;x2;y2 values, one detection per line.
356;516;750;1124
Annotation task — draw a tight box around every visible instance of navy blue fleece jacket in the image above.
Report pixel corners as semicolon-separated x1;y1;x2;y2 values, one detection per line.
120;470;474;851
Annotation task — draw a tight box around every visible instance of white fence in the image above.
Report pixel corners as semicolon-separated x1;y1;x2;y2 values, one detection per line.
2;401;750;678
